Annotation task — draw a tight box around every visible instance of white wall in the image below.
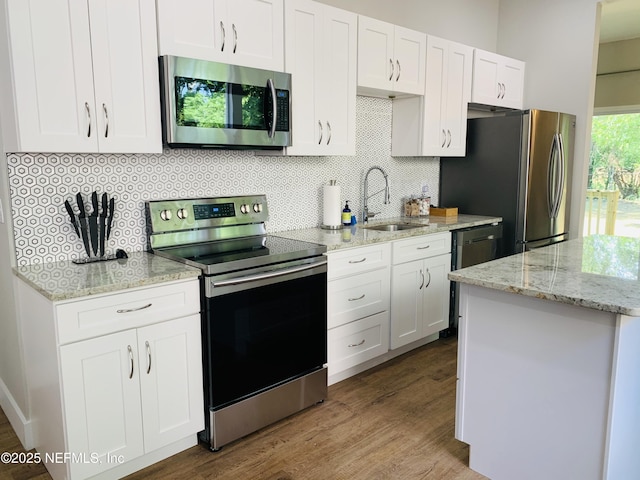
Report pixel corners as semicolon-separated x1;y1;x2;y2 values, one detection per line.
496;0;602;238
316;0;500;51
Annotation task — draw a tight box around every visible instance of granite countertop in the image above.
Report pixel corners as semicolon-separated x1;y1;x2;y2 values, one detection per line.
13;251;201;302
273;214;502;251
449;235;640;316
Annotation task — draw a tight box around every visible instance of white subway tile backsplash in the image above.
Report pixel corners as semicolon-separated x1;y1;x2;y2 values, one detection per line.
8;96;439;265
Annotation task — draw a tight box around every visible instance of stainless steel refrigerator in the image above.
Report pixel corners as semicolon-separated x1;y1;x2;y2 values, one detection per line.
440;109;575;257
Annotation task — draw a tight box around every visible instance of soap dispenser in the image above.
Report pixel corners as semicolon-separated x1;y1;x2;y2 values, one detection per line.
342;201;351;226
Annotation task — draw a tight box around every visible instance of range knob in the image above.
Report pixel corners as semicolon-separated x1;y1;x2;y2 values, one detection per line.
160;209;172;221
240;204;250;214
177;208;188;220
253;203;263;213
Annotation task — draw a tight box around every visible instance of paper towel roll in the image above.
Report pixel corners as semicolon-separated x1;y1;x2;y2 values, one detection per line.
323;184;342;227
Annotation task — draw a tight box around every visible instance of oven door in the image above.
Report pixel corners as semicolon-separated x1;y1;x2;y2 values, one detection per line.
202;257;327;411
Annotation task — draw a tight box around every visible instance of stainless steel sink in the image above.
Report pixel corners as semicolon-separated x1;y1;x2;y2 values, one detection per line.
364;223;424;232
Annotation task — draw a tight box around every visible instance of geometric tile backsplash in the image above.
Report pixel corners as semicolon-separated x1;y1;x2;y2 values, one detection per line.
7;96;440;265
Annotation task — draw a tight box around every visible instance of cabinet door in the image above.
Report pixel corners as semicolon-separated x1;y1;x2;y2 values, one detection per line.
500;57;525;109
421;254;451;337
227;0;284;70
60;330;144;479
320;5;356;155
156;0;225;61
138;315;204;452
442;41;472;156
284;0;323;155
5;0;97;152
357;16;394;94
390;260;423;349
89;0;161;153
393;26;426;96
422;36;448;155
471;49;501;106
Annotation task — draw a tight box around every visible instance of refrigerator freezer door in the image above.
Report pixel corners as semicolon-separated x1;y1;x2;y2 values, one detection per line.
523;110;574;244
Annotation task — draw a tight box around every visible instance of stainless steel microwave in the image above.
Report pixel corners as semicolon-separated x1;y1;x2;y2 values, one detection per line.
159;56;291;149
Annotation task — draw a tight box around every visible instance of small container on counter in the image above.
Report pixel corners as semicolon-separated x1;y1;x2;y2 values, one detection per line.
403;195;430;217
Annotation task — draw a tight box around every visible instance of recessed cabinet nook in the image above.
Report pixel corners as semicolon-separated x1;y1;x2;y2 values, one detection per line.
357;15;427;97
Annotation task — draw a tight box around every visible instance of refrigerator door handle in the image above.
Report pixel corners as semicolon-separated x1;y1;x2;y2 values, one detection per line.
553;133;566;218
547;134;557;218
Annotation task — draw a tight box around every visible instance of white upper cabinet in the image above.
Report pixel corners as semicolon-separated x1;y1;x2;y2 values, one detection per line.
284;0;357;156
392;35;472;157
357;16;426;98
1;0;162;153
471;49;525;109
156;0;284;71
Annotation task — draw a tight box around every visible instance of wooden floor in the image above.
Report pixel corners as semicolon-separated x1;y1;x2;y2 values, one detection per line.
0;337;487;480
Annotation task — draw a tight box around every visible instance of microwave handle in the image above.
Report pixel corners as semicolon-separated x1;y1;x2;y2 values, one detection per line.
266;78;277;139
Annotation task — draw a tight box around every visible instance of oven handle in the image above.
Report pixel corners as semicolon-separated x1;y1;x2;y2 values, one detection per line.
211;259;327;288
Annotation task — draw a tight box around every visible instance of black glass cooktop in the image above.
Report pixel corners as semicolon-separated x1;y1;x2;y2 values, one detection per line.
154;235;326;275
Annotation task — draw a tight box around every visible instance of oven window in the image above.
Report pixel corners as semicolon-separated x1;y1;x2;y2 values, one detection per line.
204;272;327;410
174;76;266;130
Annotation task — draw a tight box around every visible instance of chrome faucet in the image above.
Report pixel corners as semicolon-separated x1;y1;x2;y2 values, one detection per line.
362;166;390;223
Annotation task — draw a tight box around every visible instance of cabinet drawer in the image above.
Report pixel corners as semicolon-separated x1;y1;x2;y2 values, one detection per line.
392;232;451;264
56;279;200;344
328;311;389;375
328;268;389;329
327;243;390;280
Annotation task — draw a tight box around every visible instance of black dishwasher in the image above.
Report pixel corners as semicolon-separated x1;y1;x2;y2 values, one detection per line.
442;223;503;336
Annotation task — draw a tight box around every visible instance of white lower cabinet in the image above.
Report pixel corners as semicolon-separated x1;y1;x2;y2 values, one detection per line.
390;232;451;349
18;278;203;480
327;243;390;379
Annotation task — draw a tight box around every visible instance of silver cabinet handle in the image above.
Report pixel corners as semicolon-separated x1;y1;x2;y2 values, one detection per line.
419;269;425;289
396;60;401;82
348;258;366;264
326;121;332;145
85;102;91;137
389;59;394;81
500;83;506;99
102;103;109;138
447;129;452;147
441;129;446;148
318;120;323;144
424;268;432;288
145;341;151;374
496;82;501;99
117;303;152;314
127;345;134;379
232;23;238;53
348;294;365;302
417;245;431;250
220;21;226;52
348;339;365;348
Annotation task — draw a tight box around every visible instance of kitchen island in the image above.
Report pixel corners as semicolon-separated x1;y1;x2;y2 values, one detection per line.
450;235;640;480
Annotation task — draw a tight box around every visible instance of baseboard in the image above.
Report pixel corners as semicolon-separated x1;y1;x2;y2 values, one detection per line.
0;376;33;449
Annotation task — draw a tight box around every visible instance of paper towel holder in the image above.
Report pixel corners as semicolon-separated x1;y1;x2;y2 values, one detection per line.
321;180;344;231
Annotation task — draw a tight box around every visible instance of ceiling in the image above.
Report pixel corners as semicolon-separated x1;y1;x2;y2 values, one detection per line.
599;0;640;43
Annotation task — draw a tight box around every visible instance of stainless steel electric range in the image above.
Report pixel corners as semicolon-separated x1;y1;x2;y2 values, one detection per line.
145;195;328;451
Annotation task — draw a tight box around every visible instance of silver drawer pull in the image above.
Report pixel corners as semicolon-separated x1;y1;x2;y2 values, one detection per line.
348;294;365;302
417;245;431;250
117;303;152;314
348;339;365;348
348;258;366;264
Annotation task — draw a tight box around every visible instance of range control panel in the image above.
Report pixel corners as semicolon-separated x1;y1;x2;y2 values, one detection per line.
146;195;269;235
